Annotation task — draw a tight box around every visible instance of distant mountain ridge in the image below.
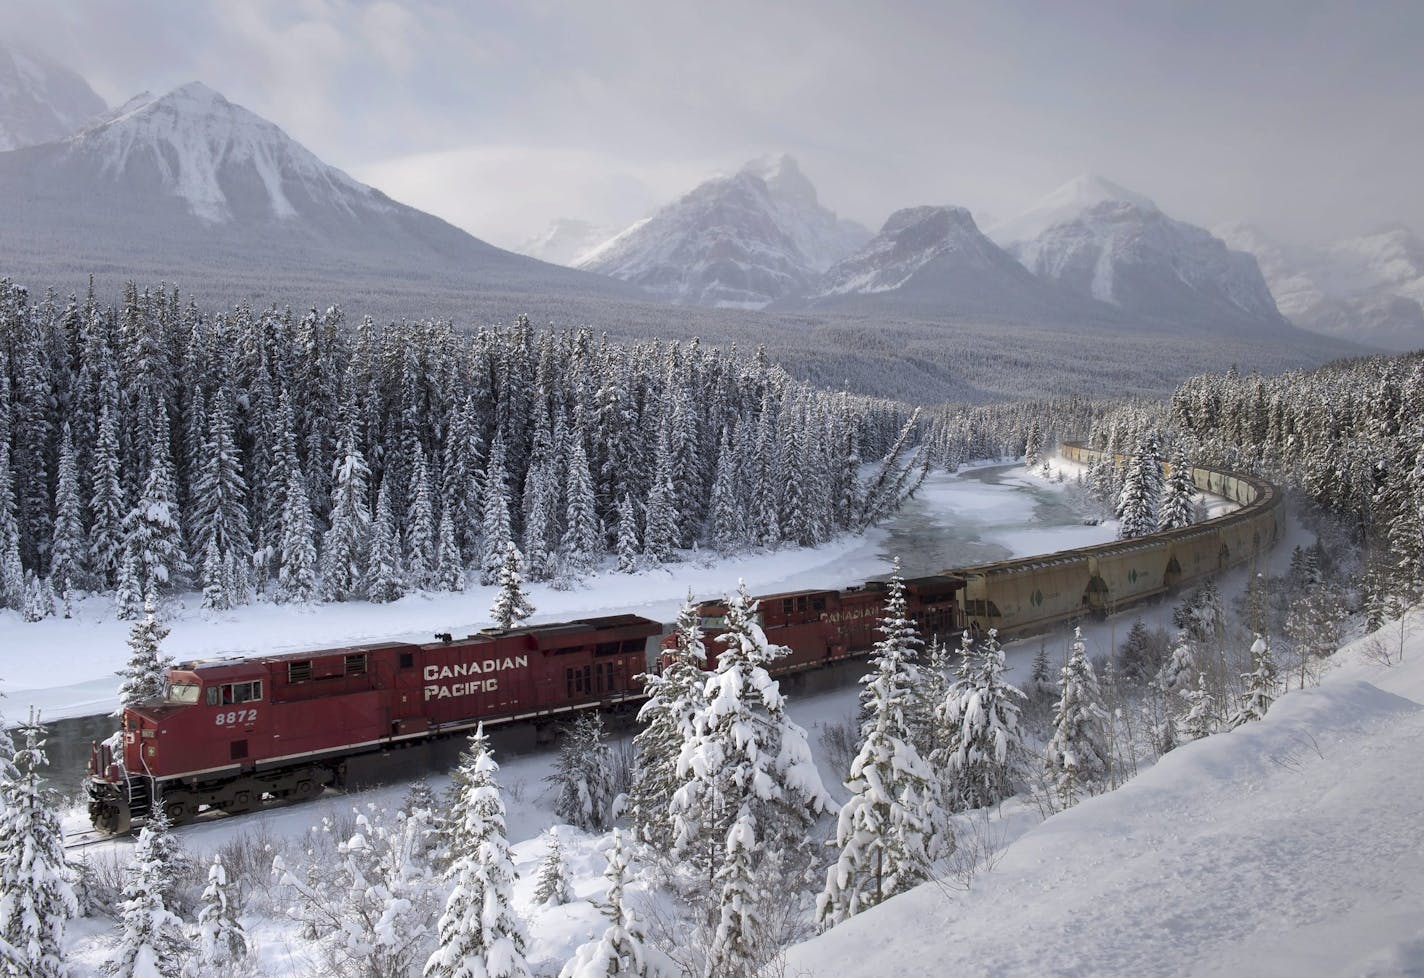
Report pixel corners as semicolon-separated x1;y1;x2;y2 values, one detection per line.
0;40;107;151
779;204;1110;322
517;218;619;267
0;80;637;315
577;154;871;308
992;175;1288;332
1216;222;1424;350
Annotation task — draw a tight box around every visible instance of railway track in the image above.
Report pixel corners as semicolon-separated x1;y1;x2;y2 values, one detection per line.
63;828;117;851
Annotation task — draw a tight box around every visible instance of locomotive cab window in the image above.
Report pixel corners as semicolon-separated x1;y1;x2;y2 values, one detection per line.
595;641;620;657
167;683;200;705
205;680;263;706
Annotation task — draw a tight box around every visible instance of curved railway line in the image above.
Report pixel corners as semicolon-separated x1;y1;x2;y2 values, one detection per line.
82;444;1285;835
950;442;1284;638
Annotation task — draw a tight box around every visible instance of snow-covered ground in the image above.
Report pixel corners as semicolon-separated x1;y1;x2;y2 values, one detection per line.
785;615;1424;978
1;458;1132;723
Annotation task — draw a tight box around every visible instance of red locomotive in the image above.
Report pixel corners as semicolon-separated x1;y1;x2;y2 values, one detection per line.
88;580;966;833
86;614;663;833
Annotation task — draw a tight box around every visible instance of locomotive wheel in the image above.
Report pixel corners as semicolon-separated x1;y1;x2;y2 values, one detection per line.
222;789;256;814
292;779;317;800
163;800;195;825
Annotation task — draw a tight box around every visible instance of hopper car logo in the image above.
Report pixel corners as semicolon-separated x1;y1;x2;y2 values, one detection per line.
423;656;530;700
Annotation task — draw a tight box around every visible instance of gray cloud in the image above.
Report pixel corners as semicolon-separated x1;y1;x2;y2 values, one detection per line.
6;0;1421;248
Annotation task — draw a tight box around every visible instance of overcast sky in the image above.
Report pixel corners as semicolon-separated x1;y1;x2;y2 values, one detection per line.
10;0;1423;249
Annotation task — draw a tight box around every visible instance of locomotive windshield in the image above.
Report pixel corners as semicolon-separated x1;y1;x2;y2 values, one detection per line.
167;683;200;704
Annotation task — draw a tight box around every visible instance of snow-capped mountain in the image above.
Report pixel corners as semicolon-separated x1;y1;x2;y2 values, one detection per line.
783;205;1107;321
517;218;618;267
987;174;1157;250
993;175;1288;331
1216;222;1424;350
0;41;107;151
0;81;635;315
577;154;870;308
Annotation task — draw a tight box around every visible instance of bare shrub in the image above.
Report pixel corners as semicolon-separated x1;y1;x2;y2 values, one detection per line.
816;717;859;783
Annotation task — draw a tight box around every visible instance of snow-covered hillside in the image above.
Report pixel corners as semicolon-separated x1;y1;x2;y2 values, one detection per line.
0;40;106;151
577;154;869;308
994;175;1288;332
786;621;1424;977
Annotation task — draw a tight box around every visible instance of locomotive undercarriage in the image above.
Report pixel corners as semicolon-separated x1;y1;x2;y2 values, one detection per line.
87;761;339;834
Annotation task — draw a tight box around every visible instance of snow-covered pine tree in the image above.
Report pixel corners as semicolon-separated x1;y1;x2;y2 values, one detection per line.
705;427;742;554
199;538;226;612
630;595;706;852
670;583;829;976
405;441;437;590
558;830;657;978
1029;643;1053;694
490;542;534;630
191;853;249;970
434;508;465;592
366;475;406;604
0;445;27;611
50;422;87;599
190;384;251;608
519;454;557;584
934;629;1026;810
548;711;615;833
1115;435;1162;539
0;712;79;978
1229;634;1278;728
115;597;173;715
104;807;187;978
275;465;317;604
319;428;372;602
818;567;940;928
532;827;573;907
424;725;531;978
558;434;600;579
120;402;189;599
1024;417;1043;468
1043;627;1112;809
114;551;143;621
89;400;127;589
614;494;640;574
1157;441;1198;531
1179;673;1217;742
480;434;515;587
642;430;679;565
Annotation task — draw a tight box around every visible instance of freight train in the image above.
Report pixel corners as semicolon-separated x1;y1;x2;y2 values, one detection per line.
87;443;1283;832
